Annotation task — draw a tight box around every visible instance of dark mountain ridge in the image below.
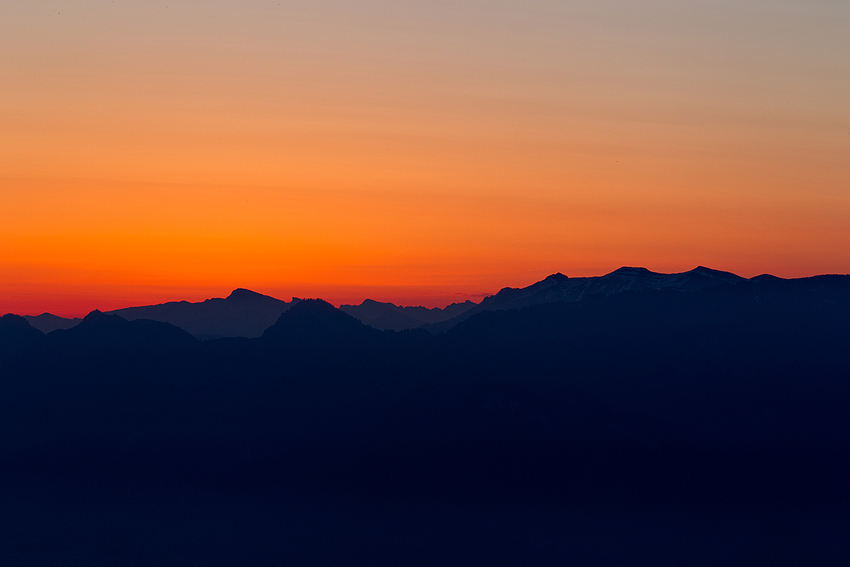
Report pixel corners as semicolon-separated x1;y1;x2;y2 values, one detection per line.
428;265;747;331
263;298;383;348
22;312;82;334
105;288;298;340
2;272;850;563
47;309;197;350
339;298;477;331
14;266;833;338
0;313;45;358
2;274;848;481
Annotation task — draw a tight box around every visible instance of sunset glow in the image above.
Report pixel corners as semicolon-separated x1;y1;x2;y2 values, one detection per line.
3;1;848;316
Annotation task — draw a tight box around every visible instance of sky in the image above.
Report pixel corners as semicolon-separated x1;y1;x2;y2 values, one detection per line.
2;0;848;316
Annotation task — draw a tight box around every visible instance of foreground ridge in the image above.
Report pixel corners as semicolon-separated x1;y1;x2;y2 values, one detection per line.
2;274;849;562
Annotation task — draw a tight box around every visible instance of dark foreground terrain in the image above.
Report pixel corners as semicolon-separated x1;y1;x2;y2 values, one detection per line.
2;274;849;565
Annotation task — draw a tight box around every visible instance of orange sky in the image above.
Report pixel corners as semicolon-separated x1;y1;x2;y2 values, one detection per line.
2;1;848;317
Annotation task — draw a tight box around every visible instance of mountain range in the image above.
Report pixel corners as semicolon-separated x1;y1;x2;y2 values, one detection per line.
23;287;296;339
19;265;794;337
2;267;850;563
3;272;849;493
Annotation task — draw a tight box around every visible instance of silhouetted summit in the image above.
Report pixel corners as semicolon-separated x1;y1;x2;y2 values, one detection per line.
3;270;850;561
541;272;569;283
263;299;379;344
48;310;196;353
429;266;748;331
2;269;849;564
340;298;477;331
77;309;119;327
0;313;44;358
226;288;281;302
23;312;82;333
1;313;43;337
107;289;296;340
609;266;652;275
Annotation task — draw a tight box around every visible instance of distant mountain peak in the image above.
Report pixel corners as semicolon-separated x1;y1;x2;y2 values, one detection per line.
609;266;653;276
531;272;570;291
263;298;373;341
1;313;38;330
690;265;729;275
22;313;83;334
226;288;271;301
0;313;44;352
685;266;746;282
339;297;478;331
753;274;783;282
290;298;336;311
80;310;125;327
268;298;346;325
100;289;293;340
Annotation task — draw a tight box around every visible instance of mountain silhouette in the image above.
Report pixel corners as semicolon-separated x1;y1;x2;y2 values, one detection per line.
429;266;747;331
2;270;850;563
47;309;197;353
12;267;746;336
0;313;44;359
262;298;385;352
106;288;298;340
340;299;476;331
23;312;83;333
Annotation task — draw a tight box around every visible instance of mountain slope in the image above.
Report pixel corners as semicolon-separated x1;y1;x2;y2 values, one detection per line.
429;266;746;332
340;299;477;331
47;310;197;353
23;313;83;334
2;272;849;564
107;288;298;340
0;313;44;359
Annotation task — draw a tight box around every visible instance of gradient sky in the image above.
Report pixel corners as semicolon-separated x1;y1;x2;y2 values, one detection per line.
2;0;848;316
